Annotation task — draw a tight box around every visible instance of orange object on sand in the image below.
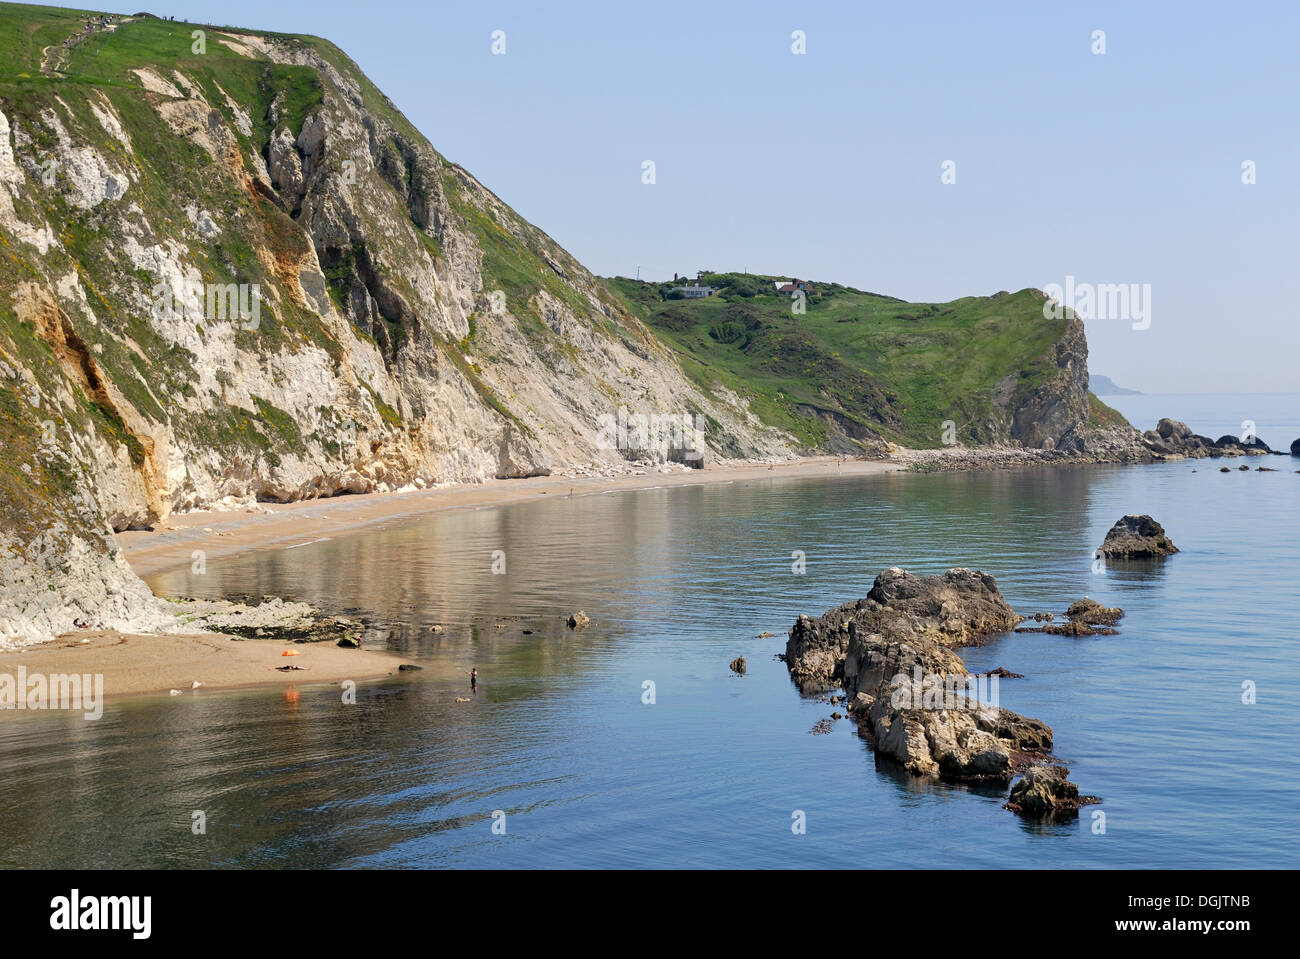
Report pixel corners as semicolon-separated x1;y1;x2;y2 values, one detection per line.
282;649;301;657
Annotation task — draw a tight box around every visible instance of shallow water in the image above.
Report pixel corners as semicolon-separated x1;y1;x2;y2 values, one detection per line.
2;396;1298;869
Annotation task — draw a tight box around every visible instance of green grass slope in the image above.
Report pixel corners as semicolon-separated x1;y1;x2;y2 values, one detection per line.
606;273;1123;449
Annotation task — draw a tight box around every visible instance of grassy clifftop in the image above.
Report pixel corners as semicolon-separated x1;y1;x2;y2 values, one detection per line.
607;273;1121;449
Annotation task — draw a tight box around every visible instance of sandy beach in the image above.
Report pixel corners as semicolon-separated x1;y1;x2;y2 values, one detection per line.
2;458;898;704
0;629;410;703
117;456;903;577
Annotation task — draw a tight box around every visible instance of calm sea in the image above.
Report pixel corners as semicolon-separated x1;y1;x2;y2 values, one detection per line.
1;393;1297;868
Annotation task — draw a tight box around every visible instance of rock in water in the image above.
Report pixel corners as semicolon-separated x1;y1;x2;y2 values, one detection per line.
729;656;747;674
785;567;1054;783
1291;438;1300;456
566;610;591;630
984;667;1024;678
1097;514;1178;559
785;566;1023;692
865;680;1053;779
1021;620;1118;637
1065;598;1124;625
1003;765;1099;818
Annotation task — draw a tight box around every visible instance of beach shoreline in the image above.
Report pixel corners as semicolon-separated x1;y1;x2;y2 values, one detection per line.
117;456;906;577
11;449;1166;705
3;458;900;705
0;629;410;708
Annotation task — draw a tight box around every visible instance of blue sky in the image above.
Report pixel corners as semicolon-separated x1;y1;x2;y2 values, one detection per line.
39;1;1300;392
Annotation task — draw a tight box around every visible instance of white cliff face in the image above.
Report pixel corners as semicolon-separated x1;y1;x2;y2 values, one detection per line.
0;29;796;644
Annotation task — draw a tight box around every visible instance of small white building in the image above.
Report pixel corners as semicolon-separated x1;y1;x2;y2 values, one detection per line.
671;284;718;298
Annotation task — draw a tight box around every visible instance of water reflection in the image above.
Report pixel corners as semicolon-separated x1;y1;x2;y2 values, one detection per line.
2;463;1297;868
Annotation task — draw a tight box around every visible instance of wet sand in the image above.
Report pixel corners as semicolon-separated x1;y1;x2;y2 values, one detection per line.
0;629;409;704
118;457;902;577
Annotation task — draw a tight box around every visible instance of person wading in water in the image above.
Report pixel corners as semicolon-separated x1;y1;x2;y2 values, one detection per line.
470;668;477;693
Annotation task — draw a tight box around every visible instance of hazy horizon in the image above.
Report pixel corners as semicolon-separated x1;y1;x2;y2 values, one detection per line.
24;0;1299;394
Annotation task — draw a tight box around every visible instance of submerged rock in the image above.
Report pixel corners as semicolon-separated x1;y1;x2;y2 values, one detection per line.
1098;514;1178;559
1003;765;1100;818
1017;620;1118;637
983;666;1024;678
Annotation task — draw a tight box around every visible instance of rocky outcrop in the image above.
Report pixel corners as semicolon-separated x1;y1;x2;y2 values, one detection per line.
1138;418;1219;458
853;673;1053;780
1004;765;1099;818
787;567;1059;785
786;566;1101;813
786;567;1021;693
909;414;1290;473
1098;514;1178;559
1065;598;1124;625
1215;434;1271;454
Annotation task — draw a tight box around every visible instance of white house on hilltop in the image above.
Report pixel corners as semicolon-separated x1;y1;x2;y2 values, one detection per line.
671;283;718;298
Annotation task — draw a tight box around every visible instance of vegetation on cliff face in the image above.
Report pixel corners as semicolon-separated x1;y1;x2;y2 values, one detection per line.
1;3;792;525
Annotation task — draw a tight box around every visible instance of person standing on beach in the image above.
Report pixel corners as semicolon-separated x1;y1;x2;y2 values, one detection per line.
470;668;477;692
